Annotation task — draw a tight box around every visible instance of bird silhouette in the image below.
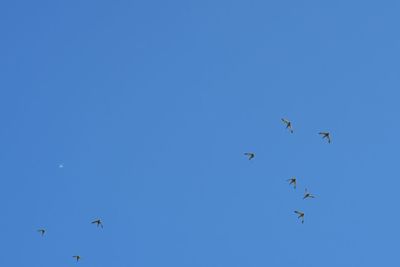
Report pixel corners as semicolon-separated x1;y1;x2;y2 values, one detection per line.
294;210;305;223
281;118;294;133
91;219;103;228
287;177;296;189
319;132;331;143
244;152;255;160
73;255;81;262
37;229;46;236
303;188;315;199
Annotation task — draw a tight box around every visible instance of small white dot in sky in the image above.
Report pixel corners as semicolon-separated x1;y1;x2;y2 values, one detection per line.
59;164;64;168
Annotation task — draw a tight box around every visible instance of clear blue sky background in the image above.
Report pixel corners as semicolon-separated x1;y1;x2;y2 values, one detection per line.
1;0;399;266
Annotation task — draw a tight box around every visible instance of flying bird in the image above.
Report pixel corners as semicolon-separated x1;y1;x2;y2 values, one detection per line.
73;255;81;262
287;177;296;189
37;229;46;236
303;188;315;199
319;132;331;143
294;210;305;223
281;118;293;133
244;152;255;160
91;219;103;228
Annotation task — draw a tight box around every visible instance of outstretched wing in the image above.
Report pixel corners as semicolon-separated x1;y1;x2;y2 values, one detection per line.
281;118;290;125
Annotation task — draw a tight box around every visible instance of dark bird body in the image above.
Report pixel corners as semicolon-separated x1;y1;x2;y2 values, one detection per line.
303;188;315;199
244;152;255;160
294;210;305;223
281;118;294;133
287;177;296;189
91;219;103;228
319;132;331;143
37;229;46;236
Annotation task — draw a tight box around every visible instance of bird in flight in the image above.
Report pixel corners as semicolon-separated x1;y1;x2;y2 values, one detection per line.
244;152;255;160
287;177;296;189
319;132;331;143
73;255;81;262
91;219;103;228
281;118;293;133
303;188;315;200
294;211;305;223
37;229;46;236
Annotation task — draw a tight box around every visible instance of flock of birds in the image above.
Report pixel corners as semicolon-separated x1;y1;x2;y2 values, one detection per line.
37;118;331;262
245;118;331;224
37;219;103;262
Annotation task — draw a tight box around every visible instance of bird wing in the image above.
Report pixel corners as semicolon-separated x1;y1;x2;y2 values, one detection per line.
281;118;290;125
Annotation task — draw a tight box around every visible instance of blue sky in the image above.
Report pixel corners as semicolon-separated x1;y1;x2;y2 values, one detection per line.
1;0;399;266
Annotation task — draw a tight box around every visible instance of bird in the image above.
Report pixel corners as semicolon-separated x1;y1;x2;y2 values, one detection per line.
73;255;81;262
287;177;296;189
303;188;315;199
91;219;103;228
244;152;255;160
37;229;46;236
319;132;331;143
281;118;294;133
294;210;305;223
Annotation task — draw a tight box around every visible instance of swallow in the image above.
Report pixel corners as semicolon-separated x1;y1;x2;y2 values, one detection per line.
91;219;103;228
294;210;305;223
281;118;293;133
287;177;296;189
73;255;81;262
319;132;331;143
244;152;255;160
37;229;46;236
303;188;315;199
